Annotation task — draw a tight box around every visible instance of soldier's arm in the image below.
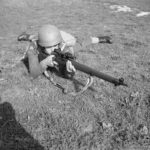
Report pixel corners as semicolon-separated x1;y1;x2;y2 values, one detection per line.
26;44;45;78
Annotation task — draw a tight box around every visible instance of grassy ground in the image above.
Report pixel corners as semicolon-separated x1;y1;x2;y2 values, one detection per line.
0;0;150;149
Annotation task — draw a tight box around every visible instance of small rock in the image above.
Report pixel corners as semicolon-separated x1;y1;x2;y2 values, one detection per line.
110;5;133;13
102;122;112;129
131;91;140;98
0;78;6;82
136;11;150;17
83;123;93;133
141;126;148;135
58;100;62;104
27;115;30;121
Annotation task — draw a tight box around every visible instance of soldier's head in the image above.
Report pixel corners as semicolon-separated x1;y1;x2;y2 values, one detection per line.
38;24;63;54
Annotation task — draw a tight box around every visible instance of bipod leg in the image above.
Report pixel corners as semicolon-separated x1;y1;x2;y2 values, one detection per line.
66;76;94;96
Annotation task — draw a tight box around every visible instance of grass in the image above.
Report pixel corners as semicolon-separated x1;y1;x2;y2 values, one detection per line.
0;0;150;150
1;92;150;150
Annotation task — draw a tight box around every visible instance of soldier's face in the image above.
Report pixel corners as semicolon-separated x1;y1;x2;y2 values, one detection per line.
45;44;59;55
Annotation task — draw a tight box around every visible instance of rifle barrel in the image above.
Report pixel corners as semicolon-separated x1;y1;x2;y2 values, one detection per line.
54;50;127;87
71;60;127;86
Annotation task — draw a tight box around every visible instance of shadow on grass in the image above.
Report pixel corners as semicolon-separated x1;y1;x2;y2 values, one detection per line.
0;101;44;150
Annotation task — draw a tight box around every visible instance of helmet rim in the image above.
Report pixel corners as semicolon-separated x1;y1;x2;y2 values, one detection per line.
38;24;62;47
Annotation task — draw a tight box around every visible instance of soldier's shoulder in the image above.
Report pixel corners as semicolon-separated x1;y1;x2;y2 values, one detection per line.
60;30;76;46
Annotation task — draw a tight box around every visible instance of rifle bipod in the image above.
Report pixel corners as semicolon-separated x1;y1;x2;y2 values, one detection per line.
44;70;93;96
65;76;94;96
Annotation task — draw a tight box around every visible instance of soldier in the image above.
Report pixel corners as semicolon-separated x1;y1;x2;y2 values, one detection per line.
18;25;76;78
18;24;112;94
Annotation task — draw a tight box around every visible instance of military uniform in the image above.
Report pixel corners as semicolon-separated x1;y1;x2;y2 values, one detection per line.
22;25;76;78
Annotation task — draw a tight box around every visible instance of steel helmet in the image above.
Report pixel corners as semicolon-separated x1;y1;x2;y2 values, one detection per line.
38;24;62;47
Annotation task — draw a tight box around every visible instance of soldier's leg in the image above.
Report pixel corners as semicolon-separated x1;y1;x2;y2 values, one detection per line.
76;36;112;48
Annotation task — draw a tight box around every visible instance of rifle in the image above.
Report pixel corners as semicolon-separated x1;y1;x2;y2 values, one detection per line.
52;48;128;87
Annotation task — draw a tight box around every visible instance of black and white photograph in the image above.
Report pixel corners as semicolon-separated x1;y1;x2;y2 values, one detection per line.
0;0;150;149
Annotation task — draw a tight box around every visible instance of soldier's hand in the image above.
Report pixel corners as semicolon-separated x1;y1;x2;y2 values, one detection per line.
40;55;58;69
66;60;76;73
